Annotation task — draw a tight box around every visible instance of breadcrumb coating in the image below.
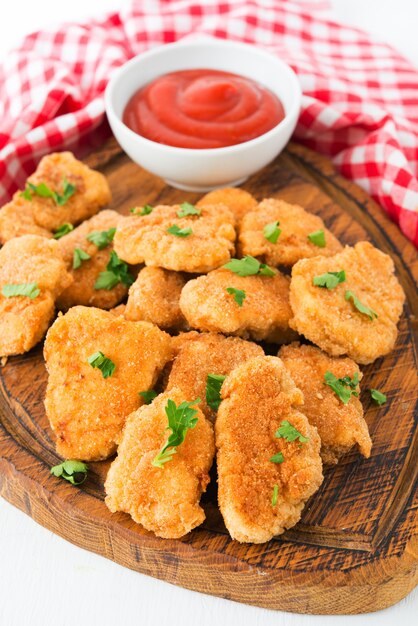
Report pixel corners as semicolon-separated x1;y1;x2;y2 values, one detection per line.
197;188;257;224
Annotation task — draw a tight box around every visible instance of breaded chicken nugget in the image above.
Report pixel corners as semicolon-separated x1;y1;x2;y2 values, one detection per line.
279;343;371;464
239;198;342;266
179;268;297;343
105;388;215;538
114;204;235;273
0;196;52;243
44;307;172;461
289;242;405;364
125;267;187;330
108;303;126;317
216;356;323;543
0;235;72;356
56;210;129;310
197;188;257;224
166;332;263;422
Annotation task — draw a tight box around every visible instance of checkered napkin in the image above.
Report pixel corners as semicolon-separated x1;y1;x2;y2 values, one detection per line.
1;0;418;247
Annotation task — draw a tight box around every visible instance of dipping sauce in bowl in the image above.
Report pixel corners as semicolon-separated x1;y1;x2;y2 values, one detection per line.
123;69;286;149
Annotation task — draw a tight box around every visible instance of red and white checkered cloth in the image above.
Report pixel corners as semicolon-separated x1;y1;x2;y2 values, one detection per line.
1;0;418;247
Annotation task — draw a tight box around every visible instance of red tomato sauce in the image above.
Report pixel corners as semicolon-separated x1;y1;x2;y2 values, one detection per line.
123;69;285;149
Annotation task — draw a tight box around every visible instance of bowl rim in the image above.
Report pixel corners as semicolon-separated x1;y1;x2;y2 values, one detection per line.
105;37;302;157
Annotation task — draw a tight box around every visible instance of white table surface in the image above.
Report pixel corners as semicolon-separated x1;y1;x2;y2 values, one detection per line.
0;2;417;625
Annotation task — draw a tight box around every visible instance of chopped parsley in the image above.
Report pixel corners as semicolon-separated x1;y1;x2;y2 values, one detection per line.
167;224;192;237
324;370;359;404
139;389;158;404
275;420;309;443
21;178;76;206
86;227;116;249
87;351;116;378
272;484;279;507
270;452;284;464
223;255;276;277
206;374;226;411
94;251;134;290
226;287;246;307
313;270;346;289
370;389;387;405
263;221;281;244
131;204;154;215
308;229;326;247
53;223;74;239
177;202;201;218
152;398;200;468
2;282;40;299
50;460;88;485
345;290;378;320
73;247;91;269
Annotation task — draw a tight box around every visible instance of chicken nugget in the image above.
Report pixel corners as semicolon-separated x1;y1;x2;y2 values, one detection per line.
279;343;371;464
239;198;342;266
0;235;72;356
114;204;235;273
44;306;172;461
125;267;187;330
197;188;257;224
0;196;52;243
216;356;323;543
179;267;297;343
105;388;215;538
289;242;405;364
56;210;129;310
108;304;126;317
166;332;263;422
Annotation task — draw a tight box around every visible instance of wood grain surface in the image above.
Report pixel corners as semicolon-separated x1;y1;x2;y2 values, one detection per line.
0;139;417;615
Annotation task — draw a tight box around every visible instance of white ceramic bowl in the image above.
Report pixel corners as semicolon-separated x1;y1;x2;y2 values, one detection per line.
105;38;301;191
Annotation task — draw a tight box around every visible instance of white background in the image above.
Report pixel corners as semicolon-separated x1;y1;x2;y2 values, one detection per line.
0;1;417;625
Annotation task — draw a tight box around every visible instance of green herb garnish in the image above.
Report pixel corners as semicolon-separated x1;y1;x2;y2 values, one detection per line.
53;223;74;239
370;389;387;405
2;282;40;299
131;204;154;215
94;250;134;290
272;484;279;507
264;221;281;244
86;227;116;249
73;247;91;269
152;398;200;468
270;452;284;464
308;229;326;247
87;351;116;378
206;374;226;411
50;460;88;485
177;202;201;218
167;224;192;237
324;371;359;404
223;255;276;277
139;389;158;404
21;178;76;206
275;420;309;443
313;270;346;289
226;287;246;307
345;290;378;320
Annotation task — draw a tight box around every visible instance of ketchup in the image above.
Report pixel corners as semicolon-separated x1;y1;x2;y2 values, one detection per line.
123;69;285;149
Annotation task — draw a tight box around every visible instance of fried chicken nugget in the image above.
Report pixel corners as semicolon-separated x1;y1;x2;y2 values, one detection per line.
44;307;172;461
114;204;236;273
0;235;72;356
105;388;215;538
289;242;405;364
239;198;342;266
179;268;297;343
166;332;263;422
216;356;323;543
0;152;111;243
197;188;257;224
56;210;128;310
279;343;371;464
125;267;187;330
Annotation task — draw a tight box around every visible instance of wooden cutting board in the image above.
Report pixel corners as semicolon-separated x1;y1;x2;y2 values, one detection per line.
0;139;417;615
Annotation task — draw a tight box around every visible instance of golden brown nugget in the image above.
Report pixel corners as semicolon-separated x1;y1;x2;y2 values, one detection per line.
0;152;111;243
125;267;187;330
105;388;215;538
279;343;371;464
166;333;263;422
197;188;257;224
216;356;323;543
0;235;72;356
44;307;172;461
179;268;297;343
289;242;405;364
114;204;235;273
108;303;126;317
239;198;342;266
56;210;128;310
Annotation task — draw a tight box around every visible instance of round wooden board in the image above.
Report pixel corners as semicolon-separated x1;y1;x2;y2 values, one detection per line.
0;139;417;615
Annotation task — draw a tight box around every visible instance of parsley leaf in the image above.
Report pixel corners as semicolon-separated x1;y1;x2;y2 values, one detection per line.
324;370;359;404
270;452;284;464
223;255;276;277
139;389;158;404
73;247;91;269
131;204;154;215
345;290;378;320
94;251;134;290
2;282;40;299
264;221;281;244
308;229;326;247
50;460;88;485
370;389;387;405
177;202;201;218
275;420;309;443
86;227;116;249
272;484;279;507
226;287;246;307
313;270;346;289
167;224;192;237
152;398;200;468
87;351;116;378
53;223;74;239
21;178;76;206
206;374;226;411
